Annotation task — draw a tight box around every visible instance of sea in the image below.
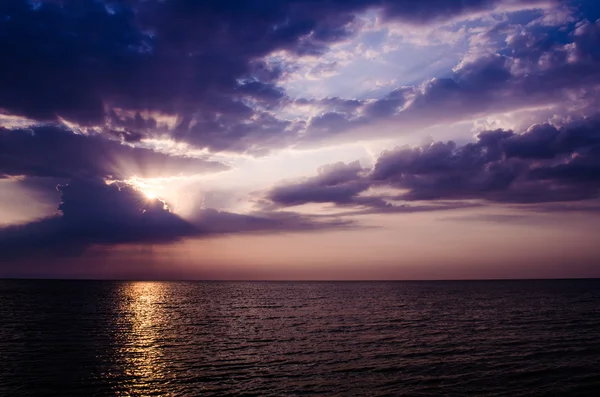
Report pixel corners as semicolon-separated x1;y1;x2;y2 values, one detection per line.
0;279;599;396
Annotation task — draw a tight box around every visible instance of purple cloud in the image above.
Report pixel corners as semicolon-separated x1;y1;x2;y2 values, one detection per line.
296;15;600;147
264;116;600;208
266;161;378;207
0;125;226;179
0;0;574;154
0;177;354;260
2;0;600;273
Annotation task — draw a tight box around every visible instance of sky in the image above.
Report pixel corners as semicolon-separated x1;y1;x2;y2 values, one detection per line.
1;0;600;280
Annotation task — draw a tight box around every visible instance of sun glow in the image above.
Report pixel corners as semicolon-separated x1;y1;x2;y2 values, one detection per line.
123;176;179;212
121;176;166;202
143;190;158;200
115;175;210;216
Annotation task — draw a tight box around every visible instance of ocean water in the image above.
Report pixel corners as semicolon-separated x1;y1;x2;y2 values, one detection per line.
0;280;599;396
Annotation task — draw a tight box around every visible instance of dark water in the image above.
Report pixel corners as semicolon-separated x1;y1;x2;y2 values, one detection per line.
0;280;599;396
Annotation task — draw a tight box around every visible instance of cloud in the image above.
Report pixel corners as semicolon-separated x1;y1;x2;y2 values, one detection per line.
380;0;555;24
0;178;196;259
0;177;354;260
191;208;353;235
265;161;379;207
263;116;600;208
370;116;600;203
0;0;371;153
0;0;576;155
295;14;600;147
0;125;226;179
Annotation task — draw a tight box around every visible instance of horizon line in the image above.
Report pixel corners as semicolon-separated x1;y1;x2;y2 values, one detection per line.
1;277;598;282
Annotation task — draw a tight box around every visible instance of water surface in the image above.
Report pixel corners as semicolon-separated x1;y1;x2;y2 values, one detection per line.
0;280;599;396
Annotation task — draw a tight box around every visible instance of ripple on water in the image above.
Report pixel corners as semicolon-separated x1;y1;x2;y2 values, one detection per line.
0;280;599;396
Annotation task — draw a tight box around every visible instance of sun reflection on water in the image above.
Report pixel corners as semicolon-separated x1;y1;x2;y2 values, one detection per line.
116;282;171;396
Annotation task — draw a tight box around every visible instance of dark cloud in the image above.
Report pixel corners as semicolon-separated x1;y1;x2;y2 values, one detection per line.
323;201;484;216
266;161;380;207
0;0;566;154
0;125;226;179
0;0;140;125
362;88;412;118
0;177;354;260
528;145;600;183
0;0;372;152
178;110;295;155
304;112;356;138
265;116;600;208
0;178;196;259
372;117;600;203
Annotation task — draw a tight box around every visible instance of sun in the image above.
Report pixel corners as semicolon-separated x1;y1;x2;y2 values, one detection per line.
143;190;157;200
123;176;170;204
